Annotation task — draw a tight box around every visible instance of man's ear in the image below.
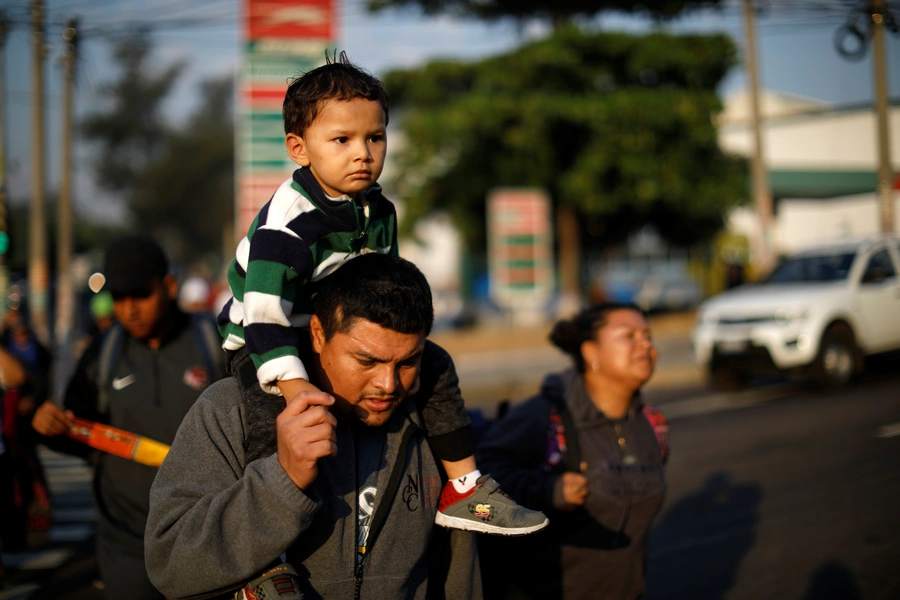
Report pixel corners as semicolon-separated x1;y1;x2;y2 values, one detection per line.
285;133;310;167
163;274;179;302
310;314;326;354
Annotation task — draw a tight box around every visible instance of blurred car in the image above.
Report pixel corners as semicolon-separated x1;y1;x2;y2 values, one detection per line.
599;259;702;313
693;236;900;389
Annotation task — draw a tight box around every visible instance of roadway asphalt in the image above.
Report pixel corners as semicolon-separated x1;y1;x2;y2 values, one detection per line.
644;365;900;599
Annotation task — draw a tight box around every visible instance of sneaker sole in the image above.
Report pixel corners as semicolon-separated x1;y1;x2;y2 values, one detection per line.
435;512;549;536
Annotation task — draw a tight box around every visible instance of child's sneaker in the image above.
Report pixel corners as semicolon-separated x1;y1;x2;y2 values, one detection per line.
234;563;304;599
435;474;548;535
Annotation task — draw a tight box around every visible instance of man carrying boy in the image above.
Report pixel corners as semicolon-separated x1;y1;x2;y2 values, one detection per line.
217;51;545;542
146;254;483;599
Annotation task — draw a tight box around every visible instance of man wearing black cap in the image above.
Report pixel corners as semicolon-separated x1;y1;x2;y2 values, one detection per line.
32;235;226;600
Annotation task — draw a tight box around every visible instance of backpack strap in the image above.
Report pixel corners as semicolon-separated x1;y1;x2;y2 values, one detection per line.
541;374;582;474
96;323;126;416
641;403;669;464
190;313;225;384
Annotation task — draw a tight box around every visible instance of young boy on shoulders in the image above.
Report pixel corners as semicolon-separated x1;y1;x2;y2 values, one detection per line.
217;52;547;598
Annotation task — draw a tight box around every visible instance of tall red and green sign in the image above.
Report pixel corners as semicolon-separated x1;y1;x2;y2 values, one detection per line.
238;0;336;237
487;188;554;324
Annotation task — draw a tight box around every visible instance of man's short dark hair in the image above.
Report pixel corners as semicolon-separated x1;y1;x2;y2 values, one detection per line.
283;50;389;136
315;253;433;340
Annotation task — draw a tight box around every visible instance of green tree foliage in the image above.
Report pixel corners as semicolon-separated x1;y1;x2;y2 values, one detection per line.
2;198;122;273
134;76;235;264
368;0;725;22
80;34;234;267
383;26;747;253
81;31;184;194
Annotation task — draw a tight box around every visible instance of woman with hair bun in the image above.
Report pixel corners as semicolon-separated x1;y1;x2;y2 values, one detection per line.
476;302;668;600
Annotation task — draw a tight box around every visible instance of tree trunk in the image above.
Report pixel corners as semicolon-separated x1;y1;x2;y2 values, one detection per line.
555;202;582;318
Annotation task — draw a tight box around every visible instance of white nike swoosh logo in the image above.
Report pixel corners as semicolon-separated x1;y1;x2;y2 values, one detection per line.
111;375;135;390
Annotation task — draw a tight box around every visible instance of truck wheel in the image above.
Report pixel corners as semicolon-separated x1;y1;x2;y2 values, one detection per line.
811;324;859;389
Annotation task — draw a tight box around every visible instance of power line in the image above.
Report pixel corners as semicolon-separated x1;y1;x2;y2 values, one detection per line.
4;0;892;36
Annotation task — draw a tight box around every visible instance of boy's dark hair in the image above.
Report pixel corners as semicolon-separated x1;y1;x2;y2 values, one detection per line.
549;302;644;373
315;253;433;340
283;50;389;136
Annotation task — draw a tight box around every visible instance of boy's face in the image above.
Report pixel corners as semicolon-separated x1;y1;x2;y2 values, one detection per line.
286;98;387;200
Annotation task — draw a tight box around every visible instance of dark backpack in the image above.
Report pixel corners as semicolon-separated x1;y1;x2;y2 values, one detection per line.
96;313;224;415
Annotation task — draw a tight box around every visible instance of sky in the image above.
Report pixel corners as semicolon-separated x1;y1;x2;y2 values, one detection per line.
3;0;900;224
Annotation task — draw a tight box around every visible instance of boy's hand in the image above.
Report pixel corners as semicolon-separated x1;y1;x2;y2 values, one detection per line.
276;391;338;490
277;377;322;404
32;401;74;437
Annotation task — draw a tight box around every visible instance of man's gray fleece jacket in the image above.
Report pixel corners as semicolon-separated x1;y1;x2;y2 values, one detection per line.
144;377;482;600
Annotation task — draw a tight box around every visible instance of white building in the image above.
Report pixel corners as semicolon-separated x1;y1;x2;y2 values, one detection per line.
718;89;900;256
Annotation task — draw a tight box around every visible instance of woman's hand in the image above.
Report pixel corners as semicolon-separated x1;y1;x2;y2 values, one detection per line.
555;472;589;511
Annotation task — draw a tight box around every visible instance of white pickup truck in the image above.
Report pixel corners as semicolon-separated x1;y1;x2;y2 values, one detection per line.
692;236;900;389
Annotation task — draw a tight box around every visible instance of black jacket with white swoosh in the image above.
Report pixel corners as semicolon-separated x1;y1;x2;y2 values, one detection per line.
50;309;226;552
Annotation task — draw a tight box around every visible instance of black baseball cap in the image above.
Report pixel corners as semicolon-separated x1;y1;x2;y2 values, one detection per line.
102;235;169;297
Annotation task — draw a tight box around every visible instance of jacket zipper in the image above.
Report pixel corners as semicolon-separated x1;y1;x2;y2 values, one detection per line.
354;562;364;600
612;421;632;547
152;346;160;407
352;419;418;599
349;197;369;252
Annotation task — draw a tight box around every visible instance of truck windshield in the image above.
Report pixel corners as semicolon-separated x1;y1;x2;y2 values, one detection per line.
765;252;856;283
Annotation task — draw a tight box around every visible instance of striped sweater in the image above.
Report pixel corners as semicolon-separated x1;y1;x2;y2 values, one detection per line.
218;167;398;394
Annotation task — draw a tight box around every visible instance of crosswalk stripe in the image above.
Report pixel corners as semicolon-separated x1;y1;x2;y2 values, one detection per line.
876;422;900;438
0;447;97;573
0;583;40;600
50;524;94;544
8;548;75;570
53;507;96;522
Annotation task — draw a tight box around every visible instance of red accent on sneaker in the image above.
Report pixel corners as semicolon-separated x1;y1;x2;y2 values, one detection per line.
273;575;296;596
437;480;476;512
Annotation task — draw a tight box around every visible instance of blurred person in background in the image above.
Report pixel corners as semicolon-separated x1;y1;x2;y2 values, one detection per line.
31;235;226;600
476;302;669;600
74;291;117;357
0;312;53;581
0;345;27;390
0;345;27;585
89;291;116;337
0;306;53;402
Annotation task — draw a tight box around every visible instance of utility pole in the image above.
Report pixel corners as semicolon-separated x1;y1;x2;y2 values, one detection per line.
29;0;50;345
0;13;10;321
55;17;77;394
742;0;775;274
870;0;894;234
